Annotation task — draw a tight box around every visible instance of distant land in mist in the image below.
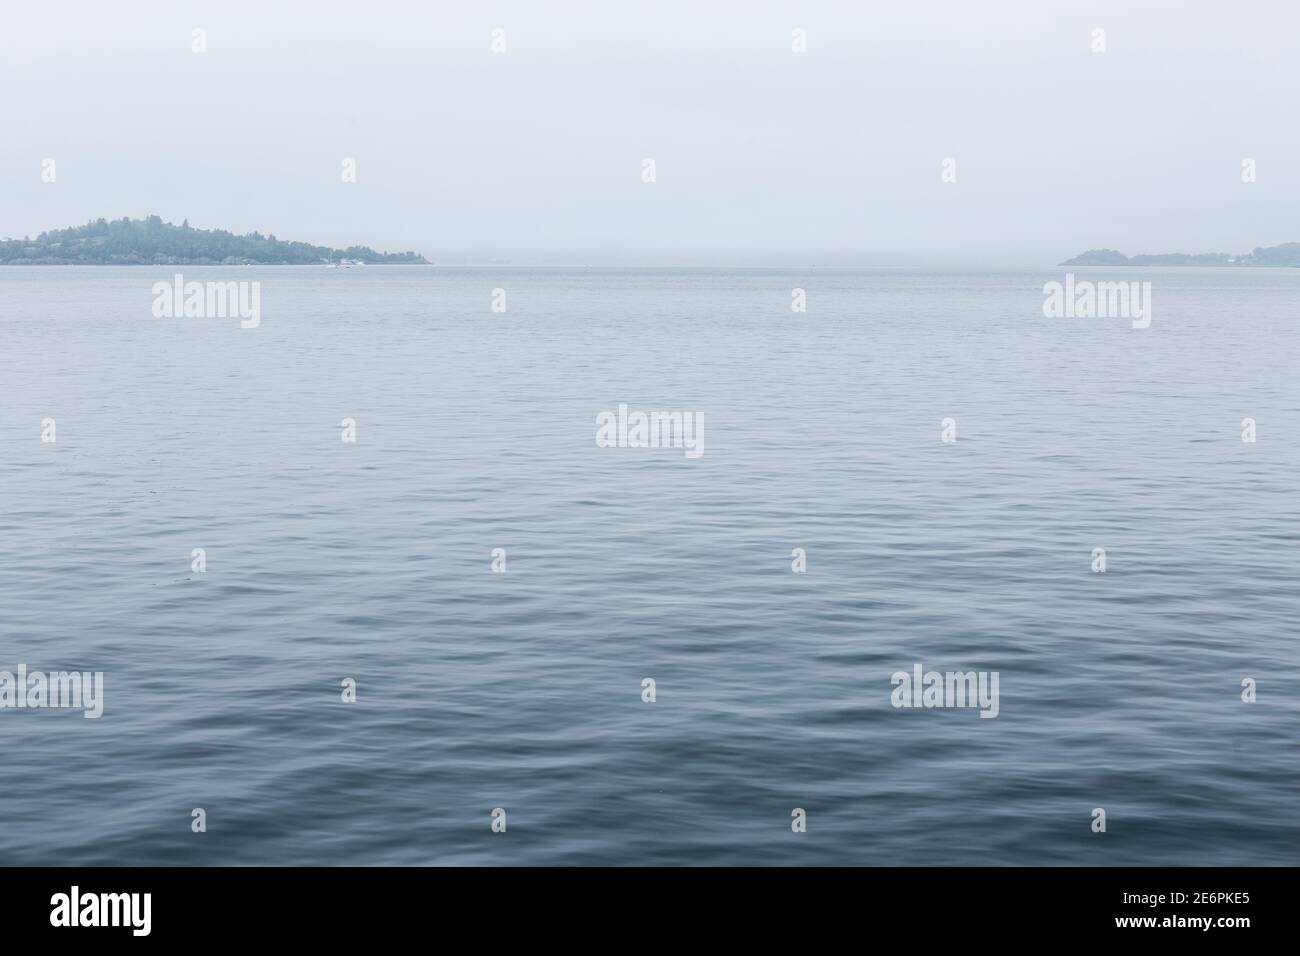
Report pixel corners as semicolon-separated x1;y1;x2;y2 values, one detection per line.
0;217;428;265
1062;243;1300;267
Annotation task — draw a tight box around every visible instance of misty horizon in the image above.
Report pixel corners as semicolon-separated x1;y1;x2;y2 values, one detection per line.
4;0;1298;265
7;211;1299;268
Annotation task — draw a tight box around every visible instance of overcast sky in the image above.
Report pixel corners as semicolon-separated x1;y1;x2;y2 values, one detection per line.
3;0;1298;264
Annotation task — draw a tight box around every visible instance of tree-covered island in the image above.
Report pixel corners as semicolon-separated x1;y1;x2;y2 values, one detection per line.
0;216;428;265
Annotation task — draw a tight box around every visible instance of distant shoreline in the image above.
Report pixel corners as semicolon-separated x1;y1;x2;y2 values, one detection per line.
0;216;427;266
1061;243;1300;267
0;260;431;266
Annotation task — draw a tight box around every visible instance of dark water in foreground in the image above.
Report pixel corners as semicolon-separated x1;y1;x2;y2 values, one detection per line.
1;265;1297;865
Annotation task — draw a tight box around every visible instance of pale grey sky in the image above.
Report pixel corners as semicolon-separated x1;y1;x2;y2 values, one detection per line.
3;0;1297;263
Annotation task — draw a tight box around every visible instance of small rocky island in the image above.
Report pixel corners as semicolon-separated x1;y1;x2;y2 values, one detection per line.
0;216;427;265
1061;242;1300;267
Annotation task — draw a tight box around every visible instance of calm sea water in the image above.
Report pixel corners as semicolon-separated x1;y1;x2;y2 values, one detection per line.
1;265;1297;865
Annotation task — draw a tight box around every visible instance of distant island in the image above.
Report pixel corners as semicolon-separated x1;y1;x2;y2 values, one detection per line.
1061;242;1300;267
0;216;428;265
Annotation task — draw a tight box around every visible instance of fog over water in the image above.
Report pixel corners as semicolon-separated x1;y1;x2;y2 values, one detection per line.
3;0;1299;263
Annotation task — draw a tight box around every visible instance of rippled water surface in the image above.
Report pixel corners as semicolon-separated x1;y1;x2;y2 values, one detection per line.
1;265;1297;865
